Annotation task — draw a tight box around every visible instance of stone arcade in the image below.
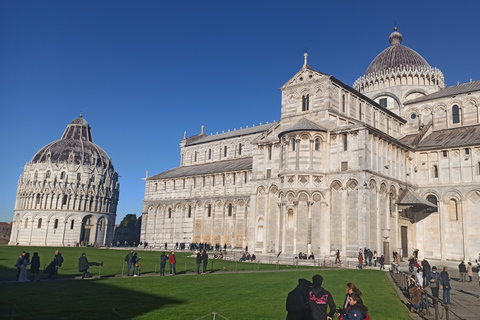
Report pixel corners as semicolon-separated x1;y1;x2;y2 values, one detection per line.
9;115;120;246
141;29;480;262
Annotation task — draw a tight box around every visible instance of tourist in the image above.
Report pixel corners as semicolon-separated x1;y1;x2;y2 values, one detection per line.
133;253;141;276
251;254;256;261
335;250;341;264
337;283;364;315
415;268;424;288
308;274;336;320
169;251;176;275
459;261;467;282
378;255;385;270
337;292;368;320
429;266;441;304
15;251;26;281
408;282;423;313
160;251;167;276
18;252;30;282
196;251;202;274
124;249;134;276
202;250;208;273
408;256;415;273
30;252;40;282
286;278;312;320
440;266;451;304
422;260;431;288
372;251;377;267
467;262;473;282
357;253;363;269
53;250;63;279
78;253;102;279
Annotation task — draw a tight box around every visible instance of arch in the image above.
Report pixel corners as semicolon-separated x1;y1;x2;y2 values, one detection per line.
346;179;358;190
369;179;377;191
403;89;428;100
330;180;342;191
371;92;401;108
424;193;439;212
298;192;309;202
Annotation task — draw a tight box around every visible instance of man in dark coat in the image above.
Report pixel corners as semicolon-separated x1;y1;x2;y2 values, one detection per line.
429;266;441;304
15;251;26;281
160;251;167;276
458;261;467;282
308;275;336;320
286;278;312;320
125;249;134;276
202;250;208;274
53;251;63;279
440;266;451;304
30;252;40;282
78;253;102;279
196;251;202;274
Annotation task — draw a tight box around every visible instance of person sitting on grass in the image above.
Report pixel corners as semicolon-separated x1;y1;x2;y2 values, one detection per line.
337;292;368;320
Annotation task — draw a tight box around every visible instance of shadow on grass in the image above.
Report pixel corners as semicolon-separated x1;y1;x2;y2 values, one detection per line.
0;277;183;319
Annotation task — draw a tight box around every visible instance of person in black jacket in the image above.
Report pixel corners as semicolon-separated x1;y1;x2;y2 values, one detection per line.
53;251;63;279
30;252;40;282
78;253;102;279
337;283;364;315
202;250;208;274
160;251;167;276
337;293;368;320
124;249;134;276
286;278;312;320
308;275;336;320
196;251;202;274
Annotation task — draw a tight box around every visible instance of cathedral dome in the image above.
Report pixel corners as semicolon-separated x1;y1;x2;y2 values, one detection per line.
364;28;430;76
31;115;113;170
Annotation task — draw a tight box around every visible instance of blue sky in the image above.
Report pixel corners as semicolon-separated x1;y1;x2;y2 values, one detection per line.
1;1;479;224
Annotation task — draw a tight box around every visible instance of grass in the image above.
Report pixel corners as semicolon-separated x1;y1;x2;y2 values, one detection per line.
0;246;411;319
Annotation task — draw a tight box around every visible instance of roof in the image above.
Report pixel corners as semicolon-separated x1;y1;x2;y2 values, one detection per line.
415;125;480;150
185;123;275;146
397;189;437;207
278;118;328;137
365;29;430;76
404;80;480;105
147;157;253;180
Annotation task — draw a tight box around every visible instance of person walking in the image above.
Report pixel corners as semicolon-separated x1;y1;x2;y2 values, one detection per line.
467;262;473;282
308;274;336;320
357;253;363;269
160;251;167;276
202;250;208;274
335;250;341;264
30;252;40;282
169;251;176;275
378;255;385;270
124;249;134;276
440;266;451;304
196;251;202;274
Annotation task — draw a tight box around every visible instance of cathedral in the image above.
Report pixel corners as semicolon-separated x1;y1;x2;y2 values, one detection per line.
9;115;120;246
141;28;480;263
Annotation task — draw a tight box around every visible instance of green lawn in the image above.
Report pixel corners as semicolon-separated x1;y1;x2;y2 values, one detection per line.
0;246;410;319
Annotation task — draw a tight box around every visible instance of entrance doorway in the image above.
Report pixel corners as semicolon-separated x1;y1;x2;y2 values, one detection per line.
80;215;95;246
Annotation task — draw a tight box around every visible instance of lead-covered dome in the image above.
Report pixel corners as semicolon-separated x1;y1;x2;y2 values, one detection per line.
31;115;113;170
364;28;430;76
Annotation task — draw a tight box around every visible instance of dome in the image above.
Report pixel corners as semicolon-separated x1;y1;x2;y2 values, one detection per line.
31;115;113;170
364;28;430;76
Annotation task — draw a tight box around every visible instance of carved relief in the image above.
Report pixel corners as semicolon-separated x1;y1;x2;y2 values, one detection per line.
299;175;308;185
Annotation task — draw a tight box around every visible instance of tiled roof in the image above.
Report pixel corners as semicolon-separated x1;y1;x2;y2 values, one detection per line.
185;123;275;146
397;189;436;207
147;157;253;180
416;125;480;149
404;80;480;105
279;118;328;137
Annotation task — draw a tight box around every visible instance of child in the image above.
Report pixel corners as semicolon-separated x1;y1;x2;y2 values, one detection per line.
338;293;368;320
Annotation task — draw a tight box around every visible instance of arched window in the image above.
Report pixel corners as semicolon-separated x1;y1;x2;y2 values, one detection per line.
207;204;211;217
36;194;41;205
426;195;438;212
168;208;172;218
37;218;42;228
302;94;309;111
224;146;227;157
70;220;75;229
432;165;438;178
54;219;59;229
268;145;272;160
359;103;363;120
60;171;65;179
292;138;296;151
449;199;458;221
188;205;192;218
208;149;212;160
343;133;348;151
24;218;28;228
452;105;460;124
238;144;242;155
62;195;68;206
99;220;103;231
342;94;346;112
34;171;38;181
314;138;320;151
228;203;232;217
194;151;197;162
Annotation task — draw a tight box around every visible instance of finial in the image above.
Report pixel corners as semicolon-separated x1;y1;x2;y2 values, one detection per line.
303;47;308;66
201;125;204;134
80;111;83;118
183;131;186;139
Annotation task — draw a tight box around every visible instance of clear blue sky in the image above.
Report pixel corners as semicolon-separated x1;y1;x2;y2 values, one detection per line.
1;1;479;224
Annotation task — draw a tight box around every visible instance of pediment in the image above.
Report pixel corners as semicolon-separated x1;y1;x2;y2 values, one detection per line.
281;66;330;90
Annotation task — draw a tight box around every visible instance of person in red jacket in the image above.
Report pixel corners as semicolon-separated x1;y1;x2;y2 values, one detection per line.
169;251;176;275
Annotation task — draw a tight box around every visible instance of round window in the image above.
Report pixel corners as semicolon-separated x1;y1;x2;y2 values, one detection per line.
410;114;417;120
